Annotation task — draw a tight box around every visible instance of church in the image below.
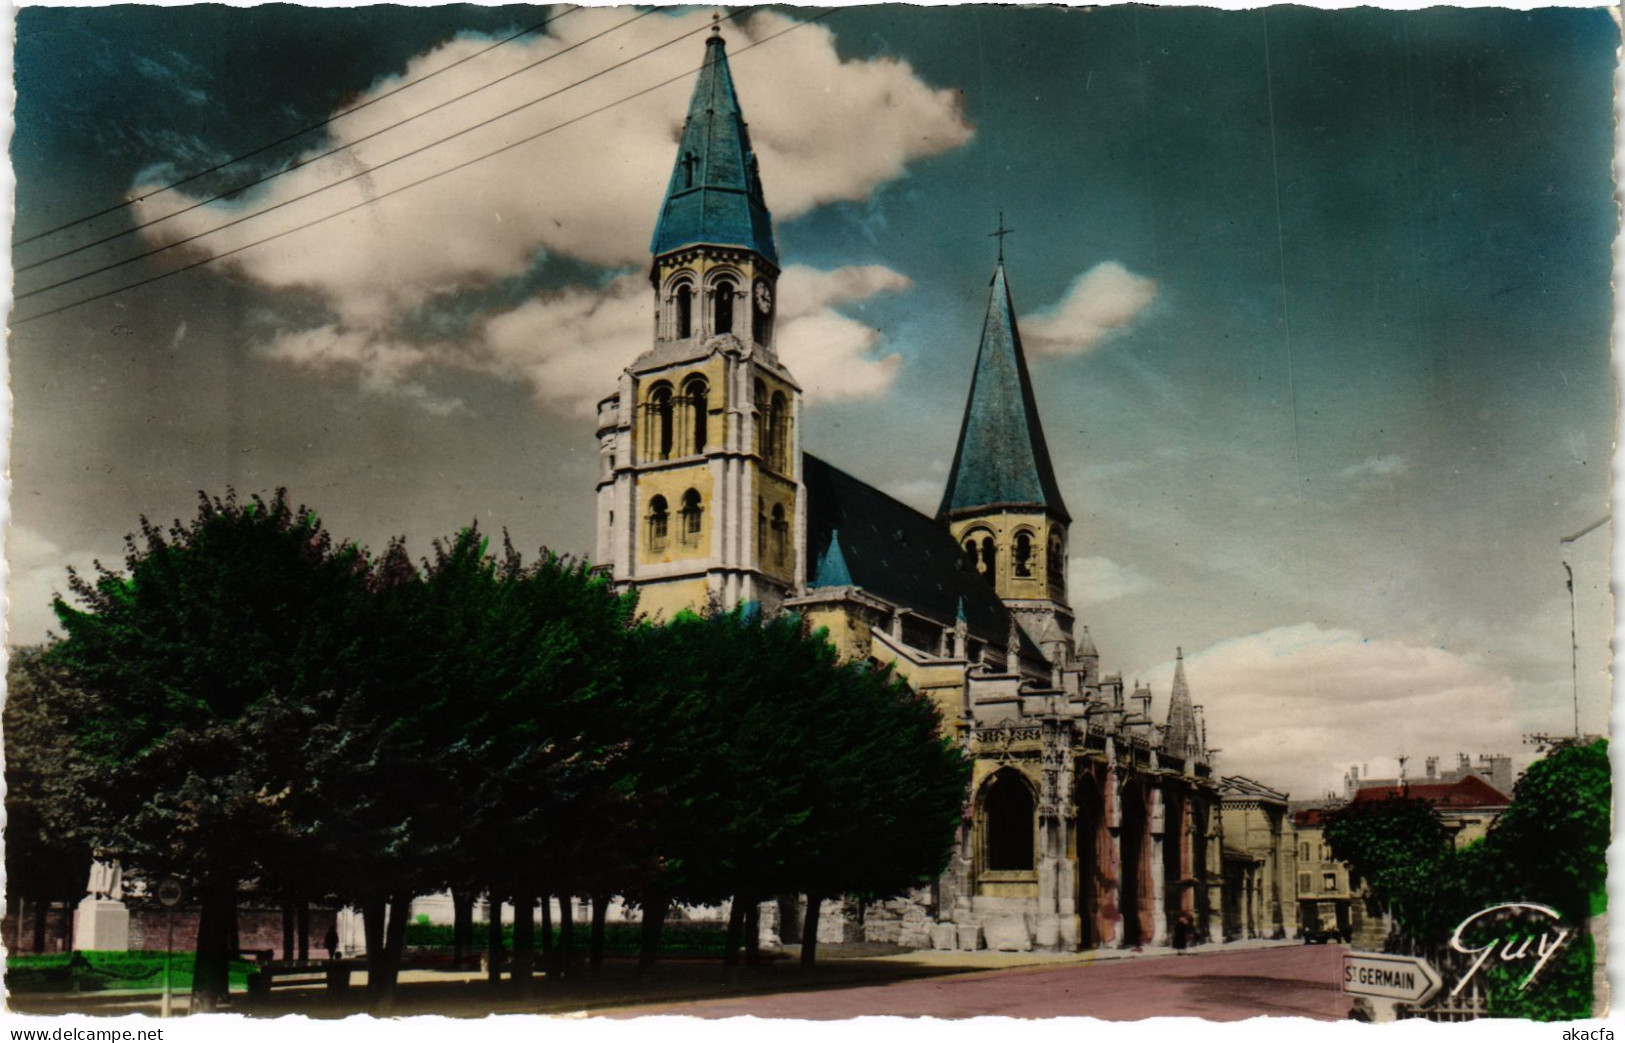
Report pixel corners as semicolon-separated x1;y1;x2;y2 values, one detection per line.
593;26;1229;952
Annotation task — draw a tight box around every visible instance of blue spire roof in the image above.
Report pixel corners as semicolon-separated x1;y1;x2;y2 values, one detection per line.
939;262;1070;522
812;529;854;587
650;33;778;266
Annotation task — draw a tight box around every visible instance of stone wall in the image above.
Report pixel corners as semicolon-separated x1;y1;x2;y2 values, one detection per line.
0;902;340;955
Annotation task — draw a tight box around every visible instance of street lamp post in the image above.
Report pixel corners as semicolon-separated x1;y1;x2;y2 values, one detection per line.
1559;514;1608;741
156;877;183;1017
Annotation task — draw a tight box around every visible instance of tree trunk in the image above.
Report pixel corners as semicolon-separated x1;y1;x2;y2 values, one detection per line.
486;894;504;985
723;897;745;968
540;895;553;955
800;892;824;970
361;897;387;989
297;901;310;962
369;893;412;1004
512;891;535;988
452;890;474;968
556;893;575;981
191;883;236;1011
32;898;47;954
58;900;71;953
744;899;761;966
638;888;668;970
589;893;610;978
282;905;295;960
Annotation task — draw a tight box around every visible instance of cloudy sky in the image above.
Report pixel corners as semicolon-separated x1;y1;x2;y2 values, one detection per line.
9;4;1616;798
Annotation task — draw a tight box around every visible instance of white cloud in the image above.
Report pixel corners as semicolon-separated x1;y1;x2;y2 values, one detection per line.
1020;261;1157;358
1339;454;1409;479
1069;555;1153;605
1137;623;1530;799
775;265;909;404
7;526;106;647
129;9;970;411
477;265;911;417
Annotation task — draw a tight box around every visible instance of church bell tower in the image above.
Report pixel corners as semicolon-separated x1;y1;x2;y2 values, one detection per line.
939;246;1075;659
594;26;803;620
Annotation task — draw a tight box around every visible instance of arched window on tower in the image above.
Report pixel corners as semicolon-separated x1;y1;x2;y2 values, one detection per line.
980;535;998;583
680;488;703;544
682;375;708;454
771;503;788;566
713;278;736;335
646;383;674;461
1048;529;1066;598
769;391;789;471
982;771;1036;872
963;538;979;572
647;495;669;551
1013;530;1035;577
675;284;693;339
752;281;772;346
757;497;768;559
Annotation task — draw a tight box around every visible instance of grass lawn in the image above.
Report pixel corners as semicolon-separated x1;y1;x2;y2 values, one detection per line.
6;952;256;994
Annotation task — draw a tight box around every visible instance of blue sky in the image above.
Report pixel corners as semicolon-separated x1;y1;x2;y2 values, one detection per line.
9;4;1616;796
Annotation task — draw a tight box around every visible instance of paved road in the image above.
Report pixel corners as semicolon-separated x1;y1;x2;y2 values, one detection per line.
610;944;1349;1021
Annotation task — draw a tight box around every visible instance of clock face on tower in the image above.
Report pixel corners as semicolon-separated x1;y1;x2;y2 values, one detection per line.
754;280;773;314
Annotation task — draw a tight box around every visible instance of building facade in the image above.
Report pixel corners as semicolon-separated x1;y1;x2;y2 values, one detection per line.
1291;763;1516;947
1290;807;1376;944
596;27;1246;952
1217;776;1297;941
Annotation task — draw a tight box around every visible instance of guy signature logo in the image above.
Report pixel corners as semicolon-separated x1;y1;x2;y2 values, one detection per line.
1448;902;1570;996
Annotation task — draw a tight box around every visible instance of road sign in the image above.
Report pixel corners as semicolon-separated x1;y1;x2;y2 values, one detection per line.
156;877;183;908
1342;952;1443;1005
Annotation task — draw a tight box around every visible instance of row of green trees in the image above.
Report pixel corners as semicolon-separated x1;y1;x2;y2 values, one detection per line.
8;490;971;1009
1323;739;1608;1020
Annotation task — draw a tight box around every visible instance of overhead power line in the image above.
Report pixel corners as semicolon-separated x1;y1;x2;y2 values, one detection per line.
13;5;583;251
15;12;830;327
16;7;723;306
18;7;658;278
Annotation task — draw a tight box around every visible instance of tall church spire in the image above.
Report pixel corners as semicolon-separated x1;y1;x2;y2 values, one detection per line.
938;260;1068;522
598;26;798;622
650;30;778;265
1164;647;1200;759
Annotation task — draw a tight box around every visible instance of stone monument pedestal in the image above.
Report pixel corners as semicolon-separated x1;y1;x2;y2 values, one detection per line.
73;897;129;951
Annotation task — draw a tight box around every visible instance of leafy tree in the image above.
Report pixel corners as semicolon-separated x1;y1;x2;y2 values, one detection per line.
1326;741;1610;1020
1471;738;1609;1020
787;652;970;966
620;608;970;968
323;529;638;996
3;647;94;952
48;490;369;1009
1482;738;1609;924
1322;795;1451;936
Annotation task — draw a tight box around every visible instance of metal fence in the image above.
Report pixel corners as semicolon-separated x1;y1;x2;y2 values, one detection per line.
1386;933;1487;1022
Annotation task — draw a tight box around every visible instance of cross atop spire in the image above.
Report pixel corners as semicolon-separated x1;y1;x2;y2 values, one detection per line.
989;211;1015;263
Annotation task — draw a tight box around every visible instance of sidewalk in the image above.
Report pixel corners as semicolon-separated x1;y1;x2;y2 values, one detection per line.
5;938;1308;1019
